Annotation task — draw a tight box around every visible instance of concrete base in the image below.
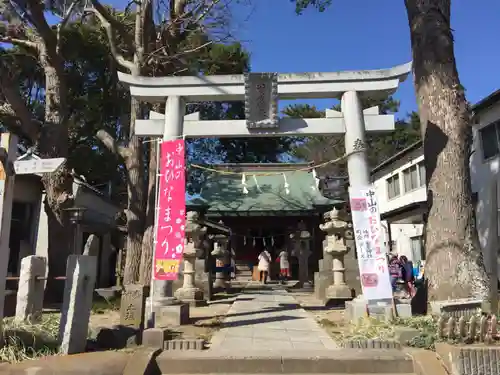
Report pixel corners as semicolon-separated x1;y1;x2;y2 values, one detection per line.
430;298;484;319
156;349;415;374
155;303;190;327
174;287;206;307
346;297;412;321
314;271;332;301
395;302;412;318
436;342;500;375
212;279;228;290
325;284;352;306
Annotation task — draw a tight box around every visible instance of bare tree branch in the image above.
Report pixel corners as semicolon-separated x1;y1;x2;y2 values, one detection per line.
0;68;40;141
84;6;137;73
0;36;38;49
27;1;59;53
60;0;82;29
96;129;132;159
88;0;136;50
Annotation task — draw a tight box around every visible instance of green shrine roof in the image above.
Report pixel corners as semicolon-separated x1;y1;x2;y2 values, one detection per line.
194;164;342;215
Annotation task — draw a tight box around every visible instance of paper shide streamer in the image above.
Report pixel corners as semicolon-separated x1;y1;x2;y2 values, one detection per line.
242;173;249;194
283;173;290;195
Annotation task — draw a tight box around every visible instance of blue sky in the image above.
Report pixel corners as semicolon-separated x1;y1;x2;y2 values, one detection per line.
224;0;500;119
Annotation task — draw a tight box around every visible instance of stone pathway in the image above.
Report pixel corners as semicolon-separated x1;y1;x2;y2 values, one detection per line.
209;282;339;351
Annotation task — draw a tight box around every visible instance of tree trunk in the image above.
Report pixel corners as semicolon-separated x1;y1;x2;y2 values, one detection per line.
139;139;158;285
122;97;146;285
405;0;490;301
39;63;75;302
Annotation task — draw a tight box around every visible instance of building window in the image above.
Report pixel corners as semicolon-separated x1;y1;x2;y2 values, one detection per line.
480;121;500;160
403;162;425;192
387;174;400;199
410;236;425;262
418;162;426;186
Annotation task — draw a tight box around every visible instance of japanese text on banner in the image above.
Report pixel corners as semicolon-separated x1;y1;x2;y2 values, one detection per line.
349;185;393;301
153;140;186;281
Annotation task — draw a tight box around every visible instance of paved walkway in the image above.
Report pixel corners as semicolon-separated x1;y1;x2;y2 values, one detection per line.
209;282;339;351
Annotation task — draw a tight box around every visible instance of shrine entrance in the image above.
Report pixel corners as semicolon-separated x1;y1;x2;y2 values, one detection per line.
117;62;411;308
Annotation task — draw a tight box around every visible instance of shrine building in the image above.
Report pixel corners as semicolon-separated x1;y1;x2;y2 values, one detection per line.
188;162;349;281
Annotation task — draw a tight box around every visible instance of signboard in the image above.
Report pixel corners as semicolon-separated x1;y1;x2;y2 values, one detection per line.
244;73;278;129
14;158;65;175
349;185;393;301
153;140;186;281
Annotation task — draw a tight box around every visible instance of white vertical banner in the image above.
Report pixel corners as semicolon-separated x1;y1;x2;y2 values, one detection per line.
349;185;393;301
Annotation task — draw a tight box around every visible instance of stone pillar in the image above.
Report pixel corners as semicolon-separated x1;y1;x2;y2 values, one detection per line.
290;221;311;288
342;90;370;187
212;234;229;290
59;255;97;354
151;95;185;307
320;208;353;303
0;133;17;326
15;256;46;323
175;212;206;306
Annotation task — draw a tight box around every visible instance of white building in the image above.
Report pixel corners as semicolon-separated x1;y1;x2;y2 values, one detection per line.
371;142;426;262
371;89;500;276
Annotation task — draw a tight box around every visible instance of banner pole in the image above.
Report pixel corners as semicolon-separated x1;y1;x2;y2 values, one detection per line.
149;138;162;328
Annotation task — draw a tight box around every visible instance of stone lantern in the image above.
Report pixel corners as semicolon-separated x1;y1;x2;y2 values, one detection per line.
211;231;230;290
290;221;312;287
174;211;206;306
320;208;353;302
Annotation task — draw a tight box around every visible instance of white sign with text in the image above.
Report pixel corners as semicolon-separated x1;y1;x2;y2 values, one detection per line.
14;158;65;175
349;185;393;301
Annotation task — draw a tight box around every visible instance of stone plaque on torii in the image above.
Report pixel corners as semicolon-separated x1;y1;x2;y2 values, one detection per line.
116;62;412;308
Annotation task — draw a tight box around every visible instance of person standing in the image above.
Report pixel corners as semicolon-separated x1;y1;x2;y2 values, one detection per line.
388;254;402;292
277;249;290;284
257;248;271;284
400;255;416;297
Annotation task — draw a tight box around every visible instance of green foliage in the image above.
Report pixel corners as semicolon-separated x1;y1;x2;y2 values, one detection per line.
292;0;332;14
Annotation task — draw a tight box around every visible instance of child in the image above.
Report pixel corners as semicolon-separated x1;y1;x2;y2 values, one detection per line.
400;255;416;297
257;248;271;284
277;249;290;284
388;254;402;292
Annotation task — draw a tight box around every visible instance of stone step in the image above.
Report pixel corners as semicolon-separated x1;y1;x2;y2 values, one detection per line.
156;349;415;374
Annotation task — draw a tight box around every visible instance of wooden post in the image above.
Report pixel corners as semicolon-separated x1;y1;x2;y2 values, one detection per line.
0;133;18;328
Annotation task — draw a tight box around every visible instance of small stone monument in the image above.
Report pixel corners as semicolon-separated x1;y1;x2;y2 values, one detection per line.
290;221;311;288
59;255;97;354
15;255;46;322
319;208;353;304
120;284;149;329
174;211;206;306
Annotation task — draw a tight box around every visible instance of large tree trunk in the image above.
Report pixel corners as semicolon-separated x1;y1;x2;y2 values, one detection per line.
405;0;490;301
122;97;146;285
39;62;74;302
139;139;158;285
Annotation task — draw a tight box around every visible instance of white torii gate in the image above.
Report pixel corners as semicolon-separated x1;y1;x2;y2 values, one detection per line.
118;62;412;307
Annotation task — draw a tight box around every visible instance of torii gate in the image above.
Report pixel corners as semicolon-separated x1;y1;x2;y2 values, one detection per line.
118;63;411;307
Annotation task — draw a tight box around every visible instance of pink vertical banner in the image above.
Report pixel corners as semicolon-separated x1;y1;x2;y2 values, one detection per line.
153;139;186;281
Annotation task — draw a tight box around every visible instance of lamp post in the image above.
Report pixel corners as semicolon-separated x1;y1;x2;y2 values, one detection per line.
64;207;87;254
